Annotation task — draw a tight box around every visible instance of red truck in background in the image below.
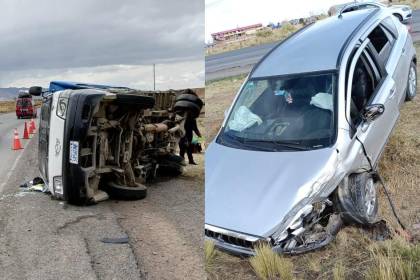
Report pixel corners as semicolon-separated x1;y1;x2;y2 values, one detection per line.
16;91;37;119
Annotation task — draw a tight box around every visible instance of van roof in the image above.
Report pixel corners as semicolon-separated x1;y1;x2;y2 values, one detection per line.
250;9;377;78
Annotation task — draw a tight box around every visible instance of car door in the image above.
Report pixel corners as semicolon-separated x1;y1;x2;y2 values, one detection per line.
346;38;398;166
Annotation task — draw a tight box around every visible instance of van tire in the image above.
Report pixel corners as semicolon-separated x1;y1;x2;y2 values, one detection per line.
176;94;204;108
157;154;186;176
174;100;201;118
105;181;147;200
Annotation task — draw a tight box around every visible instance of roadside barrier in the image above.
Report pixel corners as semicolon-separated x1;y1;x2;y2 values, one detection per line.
12;128;23;150
23;122;30;139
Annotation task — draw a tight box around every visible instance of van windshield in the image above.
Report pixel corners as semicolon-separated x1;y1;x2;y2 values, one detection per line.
218;72;336;151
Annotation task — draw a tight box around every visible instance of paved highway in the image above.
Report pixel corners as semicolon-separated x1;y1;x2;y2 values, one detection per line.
206;9;420;81
0;112;35;194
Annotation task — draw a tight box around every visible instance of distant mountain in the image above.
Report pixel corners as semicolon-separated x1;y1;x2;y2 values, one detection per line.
0;87;29;100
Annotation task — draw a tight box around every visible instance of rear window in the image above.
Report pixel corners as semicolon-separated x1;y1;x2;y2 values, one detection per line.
17;99;32;107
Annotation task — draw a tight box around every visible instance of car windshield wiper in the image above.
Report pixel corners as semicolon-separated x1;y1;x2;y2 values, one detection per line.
244;139;312;151
222;134;275;151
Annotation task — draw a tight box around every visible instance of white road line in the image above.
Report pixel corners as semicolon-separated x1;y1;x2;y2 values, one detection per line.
0;137;33;194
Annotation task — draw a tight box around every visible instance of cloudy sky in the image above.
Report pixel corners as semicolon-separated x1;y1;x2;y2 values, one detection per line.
0;0;204;89
206;0;354;42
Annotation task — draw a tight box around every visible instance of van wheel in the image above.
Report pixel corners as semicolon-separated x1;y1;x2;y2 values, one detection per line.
406;61;417;101
174;100;202;118
335;173;378;225
105;181;147;200
174;92;203;118
157;154;186;176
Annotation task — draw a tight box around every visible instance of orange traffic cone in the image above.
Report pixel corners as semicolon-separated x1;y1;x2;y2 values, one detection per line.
12;129;23;150
28;122;33;134
23;122;30;139
30;118;36;133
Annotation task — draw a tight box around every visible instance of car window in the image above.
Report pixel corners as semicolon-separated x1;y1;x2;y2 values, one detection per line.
219;73;337;150
349;52;380;126
368;25;393;67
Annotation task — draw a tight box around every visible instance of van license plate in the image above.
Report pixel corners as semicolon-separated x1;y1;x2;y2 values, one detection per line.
69;141;79;164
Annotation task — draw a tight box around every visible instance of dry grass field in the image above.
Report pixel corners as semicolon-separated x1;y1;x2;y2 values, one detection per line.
204;44;420;280
206;24;301;56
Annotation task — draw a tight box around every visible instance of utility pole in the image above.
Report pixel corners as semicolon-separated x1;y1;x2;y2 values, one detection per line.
153;64;156;90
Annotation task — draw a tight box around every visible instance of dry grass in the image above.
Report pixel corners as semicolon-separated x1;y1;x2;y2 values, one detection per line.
393;0;420;9
249;244;294;280
205;240;217;273
0;100;42;113
205;43;420;280
206;24;301;56
367;236;420;280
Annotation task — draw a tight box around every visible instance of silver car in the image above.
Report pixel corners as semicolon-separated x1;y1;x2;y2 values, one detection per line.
339;1;412;23
205;8;417;255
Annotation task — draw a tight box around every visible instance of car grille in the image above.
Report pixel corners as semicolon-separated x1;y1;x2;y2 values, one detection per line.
205;228;255;249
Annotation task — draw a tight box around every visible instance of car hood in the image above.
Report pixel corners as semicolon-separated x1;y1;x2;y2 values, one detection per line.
205;142;338;237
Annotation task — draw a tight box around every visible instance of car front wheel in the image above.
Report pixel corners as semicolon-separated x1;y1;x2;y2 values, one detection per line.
335;172;378;225
406;61;417;101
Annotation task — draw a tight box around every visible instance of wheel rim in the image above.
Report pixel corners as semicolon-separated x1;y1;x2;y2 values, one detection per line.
365;178;376;216
408;66;416;98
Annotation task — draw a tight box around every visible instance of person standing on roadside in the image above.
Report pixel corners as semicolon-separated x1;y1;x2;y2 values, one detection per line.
179;111;201;165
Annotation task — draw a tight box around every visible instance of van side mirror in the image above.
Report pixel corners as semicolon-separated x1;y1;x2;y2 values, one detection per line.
29;86;43;96
361;104;384;123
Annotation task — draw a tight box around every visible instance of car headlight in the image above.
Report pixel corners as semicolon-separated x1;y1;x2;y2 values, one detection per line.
53;176;64;195
272;204;313;243
56;91;71;119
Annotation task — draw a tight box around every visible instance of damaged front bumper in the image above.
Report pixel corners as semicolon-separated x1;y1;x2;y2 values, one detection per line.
205;213;343;256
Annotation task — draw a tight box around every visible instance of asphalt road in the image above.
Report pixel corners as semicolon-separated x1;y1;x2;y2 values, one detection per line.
0;112;35;194
206;9;420;81
0;111;204;280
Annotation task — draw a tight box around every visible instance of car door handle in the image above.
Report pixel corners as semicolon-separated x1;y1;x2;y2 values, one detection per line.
389;87;396;99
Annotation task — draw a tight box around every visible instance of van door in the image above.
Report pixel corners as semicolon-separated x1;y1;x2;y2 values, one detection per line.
39;95;53;183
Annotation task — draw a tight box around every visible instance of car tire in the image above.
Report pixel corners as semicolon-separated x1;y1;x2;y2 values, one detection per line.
335;172;378;225
405;61;417;101
105;181;147;200
157;154;186;176
174;100;202;118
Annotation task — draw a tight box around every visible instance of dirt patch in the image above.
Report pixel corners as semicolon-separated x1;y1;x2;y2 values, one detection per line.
110;154;205;280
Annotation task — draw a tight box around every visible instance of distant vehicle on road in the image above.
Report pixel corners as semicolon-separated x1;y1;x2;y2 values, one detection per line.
29;81;203;205
16;91;37;119
338;1;412;22
205;8;416;255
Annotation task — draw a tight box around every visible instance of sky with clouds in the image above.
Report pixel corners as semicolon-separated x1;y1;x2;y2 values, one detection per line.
0;0;204;89
205;0;360;42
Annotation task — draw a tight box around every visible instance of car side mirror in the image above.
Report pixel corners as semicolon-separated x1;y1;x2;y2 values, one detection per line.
29;86;43;96
361;104;385;123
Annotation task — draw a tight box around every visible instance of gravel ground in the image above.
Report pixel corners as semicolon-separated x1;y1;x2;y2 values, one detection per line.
0;134;204;280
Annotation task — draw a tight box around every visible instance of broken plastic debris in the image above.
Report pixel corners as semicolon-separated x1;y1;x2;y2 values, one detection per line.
101;235;129;244
20;177;49;193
